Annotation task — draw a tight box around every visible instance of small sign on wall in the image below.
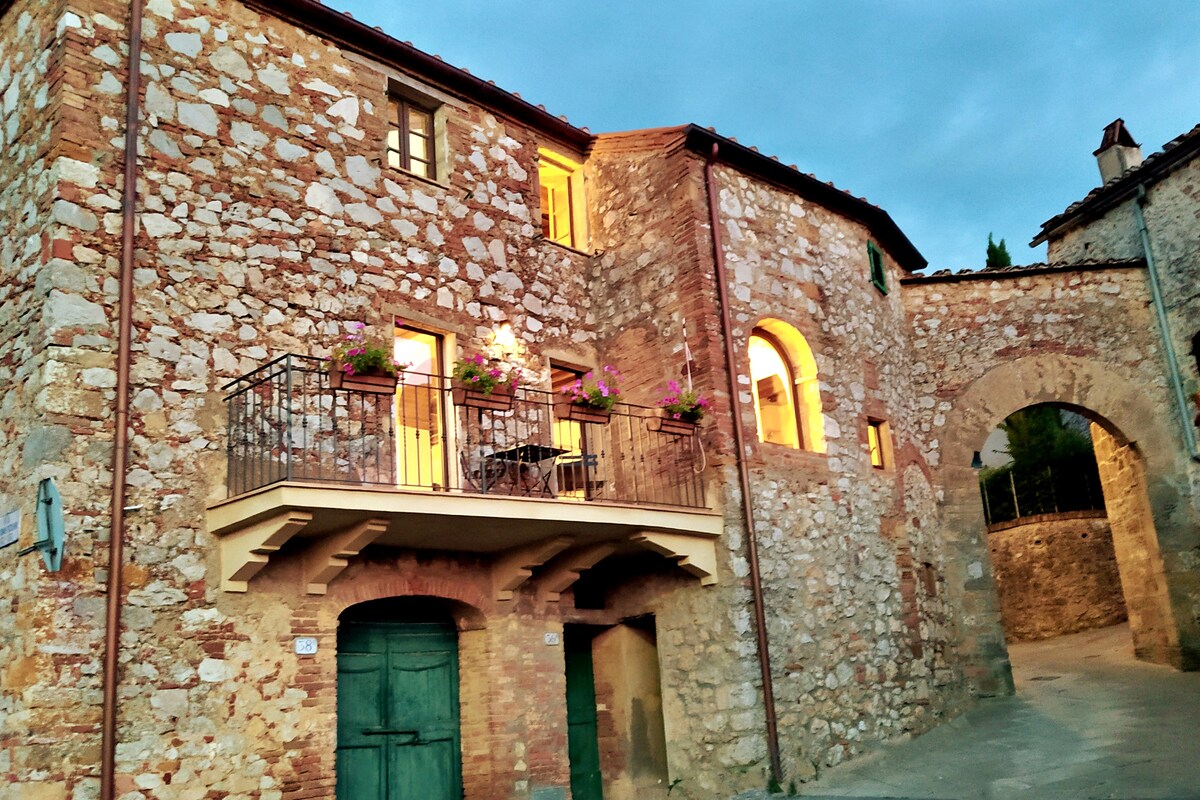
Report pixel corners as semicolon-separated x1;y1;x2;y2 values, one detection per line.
294;637;318;655
543;632;561;646
0;509;19;549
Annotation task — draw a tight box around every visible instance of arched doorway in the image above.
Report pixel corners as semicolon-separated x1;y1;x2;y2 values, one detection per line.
977;405;1131;648
938;355;1198;693
336;597;464;800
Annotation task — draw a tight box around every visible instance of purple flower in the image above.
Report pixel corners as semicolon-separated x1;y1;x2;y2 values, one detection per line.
353;322;366;330
488;368;502;378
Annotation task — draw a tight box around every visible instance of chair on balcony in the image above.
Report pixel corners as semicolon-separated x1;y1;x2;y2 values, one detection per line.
555;452;604;499
459;451;510;495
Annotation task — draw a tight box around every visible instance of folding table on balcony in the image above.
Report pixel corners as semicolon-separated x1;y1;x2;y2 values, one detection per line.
485;444;568;497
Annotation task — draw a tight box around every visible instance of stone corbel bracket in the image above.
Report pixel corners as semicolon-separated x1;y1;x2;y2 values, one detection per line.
303;517;391;595
536;543;617;603
220;510;313;592
631;531;719;586
492;536;573;601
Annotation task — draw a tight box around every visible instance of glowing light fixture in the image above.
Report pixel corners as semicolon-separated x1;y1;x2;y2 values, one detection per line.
493;323;517;350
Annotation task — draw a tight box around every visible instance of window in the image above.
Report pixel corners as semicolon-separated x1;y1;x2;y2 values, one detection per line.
394;325;445;489
538;148;585;248
749;332;801;449
387;95;435;179
551;364;599;500
867;241;887;294
747;322;825;452
867;419;889;469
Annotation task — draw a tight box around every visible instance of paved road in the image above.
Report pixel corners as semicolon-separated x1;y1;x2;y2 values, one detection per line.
793;624;1200;800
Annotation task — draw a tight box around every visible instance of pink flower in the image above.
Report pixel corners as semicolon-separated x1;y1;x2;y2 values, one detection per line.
488;368;502;378
473;354;485;365
353;322;366;330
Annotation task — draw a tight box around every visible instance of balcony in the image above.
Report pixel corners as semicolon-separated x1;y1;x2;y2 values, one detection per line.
206;355;722;595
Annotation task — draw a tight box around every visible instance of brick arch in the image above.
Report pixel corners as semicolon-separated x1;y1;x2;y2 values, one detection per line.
326;564;491;631
937;354;1197;689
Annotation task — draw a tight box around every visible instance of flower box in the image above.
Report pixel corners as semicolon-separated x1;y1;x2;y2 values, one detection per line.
554;398;612;425
452;381;515;411
329;367;398;395
648;414;699;437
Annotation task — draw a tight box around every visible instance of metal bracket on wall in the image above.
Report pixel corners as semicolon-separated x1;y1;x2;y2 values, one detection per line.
18;478;64;572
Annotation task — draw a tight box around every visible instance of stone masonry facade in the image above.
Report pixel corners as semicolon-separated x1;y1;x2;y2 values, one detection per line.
987;512;1126;642
2;2;1199;800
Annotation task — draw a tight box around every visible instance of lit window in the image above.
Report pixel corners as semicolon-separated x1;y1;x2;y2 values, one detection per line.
867;419;888;469
387;95;436;179
394;325;445;489
538;149;585;248
868;241;887;294
749;333;801;448
748;322;826;452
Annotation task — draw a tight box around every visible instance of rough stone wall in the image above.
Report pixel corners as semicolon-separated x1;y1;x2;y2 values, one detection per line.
585;140;768;797
587;140;970;788
1091;425;1186;666
1047;157;1200;406
3;0;615;796
0;2;117;798
987;512;1126;642
904;264;1200;681
708;163;966;779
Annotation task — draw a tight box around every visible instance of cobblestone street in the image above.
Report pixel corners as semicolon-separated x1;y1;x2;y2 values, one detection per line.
773;624;1200;799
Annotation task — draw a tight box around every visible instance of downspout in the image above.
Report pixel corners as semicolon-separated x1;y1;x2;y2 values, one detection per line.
1133;184;1200;462
101;1;144;797
704;143;784;784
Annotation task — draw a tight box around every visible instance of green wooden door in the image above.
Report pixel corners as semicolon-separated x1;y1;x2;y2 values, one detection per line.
565;631;604;800
337;620;461;800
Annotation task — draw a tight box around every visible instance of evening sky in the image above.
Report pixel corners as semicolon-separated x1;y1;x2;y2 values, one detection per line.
335;1;1200;271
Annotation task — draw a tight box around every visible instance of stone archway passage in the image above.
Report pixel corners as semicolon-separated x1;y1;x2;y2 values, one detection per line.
938;355;1199;693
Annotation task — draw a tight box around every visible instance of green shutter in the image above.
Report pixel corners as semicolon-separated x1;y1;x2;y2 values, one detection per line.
868;241;888;294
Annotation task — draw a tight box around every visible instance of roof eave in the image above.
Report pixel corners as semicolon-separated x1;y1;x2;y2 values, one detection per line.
1032;125;1200;247
681;126;928;272
241;0;593;152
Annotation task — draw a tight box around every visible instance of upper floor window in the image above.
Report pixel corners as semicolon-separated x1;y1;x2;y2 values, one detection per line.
867;418;889;469
387;95;436;179
748;321;825;452
867;241;887;294
538;148;585;249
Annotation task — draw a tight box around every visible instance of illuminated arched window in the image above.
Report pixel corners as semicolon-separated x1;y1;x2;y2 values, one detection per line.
748;322;825;452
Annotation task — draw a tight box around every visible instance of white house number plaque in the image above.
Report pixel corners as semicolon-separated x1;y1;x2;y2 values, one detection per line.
294;637;318;655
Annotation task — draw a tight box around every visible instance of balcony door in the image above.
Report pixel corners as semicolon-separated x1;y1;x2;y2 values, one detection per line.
394;325;446;490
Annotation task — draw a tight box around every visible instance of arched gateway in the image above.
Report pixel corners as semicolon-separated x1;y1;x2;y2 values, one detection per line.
937;354;1200;691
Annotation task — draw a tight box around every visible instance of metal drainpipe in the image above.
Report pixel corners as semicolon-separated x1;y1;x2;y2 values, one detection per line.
704;143;784;784
101;0;144;797
1133;184;1200;462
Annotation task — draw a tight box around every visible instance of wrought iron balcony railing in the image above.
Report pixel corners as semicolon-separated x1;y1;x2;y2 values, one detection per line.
223;355;707;509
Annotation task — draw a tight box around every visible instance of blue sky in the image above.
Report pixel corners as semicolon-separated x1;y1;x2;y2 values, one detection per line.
337;1;1200;271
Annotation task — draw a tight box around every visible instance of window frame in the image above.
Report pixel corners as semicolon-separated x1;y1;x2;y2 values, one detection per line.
537;149;587;251
387;94;437;180
866;418;891;470
749;327;806;451
867;241;888;294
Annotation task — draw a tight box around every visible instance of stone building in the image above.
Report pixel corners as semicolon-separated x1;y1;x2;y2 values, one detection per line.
0;3;1196;800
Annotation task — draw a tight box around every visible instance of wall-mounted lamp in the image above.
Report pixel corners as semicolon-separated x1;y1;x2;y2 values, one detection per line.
493;323;517;350
970;451;984;470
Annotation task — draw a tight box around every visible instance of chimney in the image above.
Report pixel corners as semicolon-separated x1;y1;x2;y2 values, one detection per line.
1093;119;1143;183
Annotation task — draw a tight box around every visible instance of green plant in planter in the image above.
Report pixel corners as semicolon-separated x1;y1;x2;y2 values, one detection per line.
561;365;622;410
332;322;406;376
452;352;522;394
656;380;711;422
